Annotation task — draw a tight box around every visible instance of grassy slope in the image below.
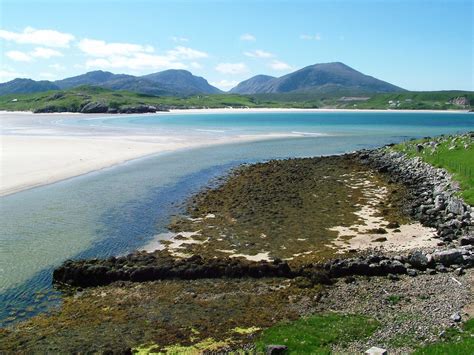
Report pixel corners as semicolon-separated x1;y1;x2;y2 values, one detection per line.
255;313;379;354
0;86;472;112
393;133;474;205
0;86;298;112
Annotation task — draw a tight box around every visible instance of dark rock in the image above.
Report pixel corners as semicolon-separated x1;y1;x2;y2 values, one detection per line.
432;249;464;266
266;345;288;355
80;101;109;113
386;221;400;229
407;269;418;277
460;236;474;246
408;251;429;270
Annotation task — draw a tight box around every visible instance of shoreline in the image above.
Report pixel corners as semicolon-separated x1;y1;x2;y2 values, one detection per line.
0;132;297;198
1;107;471;116
1;109;471;197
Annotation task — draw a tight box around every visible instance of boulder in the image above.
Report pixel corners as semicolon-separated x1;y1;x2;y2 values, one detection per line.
408;251;429;270
432;249;464;266
446;198;464;215
80;101;109;113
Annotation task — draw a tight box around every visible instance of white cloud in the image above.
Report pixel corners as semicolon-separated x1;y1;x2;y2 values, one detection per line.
6;50;32;62
210;79;239;91
300;33;322;41
0;27;75;47
171;36;189;43
78;38;208;72
5;47;63;62
215;62;249;75
31;47;63;59
78;38;154;57
240;33;256;41
0;69;26;82
244;49;274;58
269;60;292;71
167;46;208;60
85;53;187;71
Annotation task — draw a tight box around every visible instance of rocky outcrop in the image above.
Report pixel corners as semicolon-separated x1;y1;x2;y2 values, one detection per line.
115;105;167;114
319;246;474;279
80;101;109;113
449;97;470;106
356;148;472;244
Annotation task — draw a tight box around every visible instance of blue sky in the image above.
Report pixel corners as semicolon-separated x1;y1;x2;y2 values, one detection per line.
0;0;472;91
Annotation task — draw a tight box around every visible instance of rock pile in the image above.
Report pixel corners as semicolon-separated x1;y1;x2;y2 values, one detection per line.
317;246;474;279
53;245;474;288
356;148;472;245
53;252;293;287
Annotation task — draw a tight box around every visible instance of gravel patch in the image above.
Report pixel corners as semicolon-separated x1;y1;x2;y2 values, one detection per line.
322;270;473;353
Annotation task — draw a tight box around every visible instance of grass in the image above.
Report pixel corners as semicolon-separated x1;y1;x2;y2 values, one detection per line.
387;295;403;305
0;86;471;112
393;133;474;205
255;313;379;354
413;318;474;354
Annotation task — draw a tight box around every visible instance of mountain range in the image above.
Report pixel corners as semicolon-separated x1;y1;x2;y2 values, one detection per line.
230;62;404;94
0;62;405;97
0;70;222;96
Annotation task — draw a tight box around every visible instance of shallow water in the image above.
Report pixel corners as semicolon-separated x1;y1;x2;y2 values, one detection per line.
0;111;473;326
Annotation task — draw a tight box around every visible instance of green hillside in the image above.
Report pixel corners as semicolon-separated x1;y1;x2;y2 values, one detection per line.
0;86;471;113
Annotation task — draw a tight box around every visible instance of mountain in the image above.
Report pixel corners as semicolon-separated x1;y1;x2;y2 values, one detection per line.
143;70;222;95
230;62;405;94
0;70;221;96
229;75;276;94
0;78;60;95
55;70;132;89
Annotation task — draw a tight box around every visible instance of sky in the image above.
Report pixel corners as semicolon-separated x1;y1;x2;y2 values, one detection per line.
0;0;473;91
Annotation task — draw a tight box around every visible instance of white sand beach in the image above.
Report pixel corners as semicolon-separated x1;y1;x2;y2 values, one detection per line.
0;112;296;196
0;108;468;197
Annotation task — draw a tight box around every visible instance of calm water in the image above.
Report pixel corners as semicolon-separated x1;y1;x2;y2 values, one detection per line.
1;111;473;326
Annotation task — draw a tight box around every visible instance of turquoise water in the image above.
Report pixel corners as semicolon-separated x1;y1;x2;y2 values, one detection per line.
1;111;473;326
63;111;474;137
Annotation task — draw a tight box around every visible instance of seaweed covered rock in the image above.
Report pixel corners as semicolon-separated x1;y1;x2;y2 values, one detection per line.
53;251;294;287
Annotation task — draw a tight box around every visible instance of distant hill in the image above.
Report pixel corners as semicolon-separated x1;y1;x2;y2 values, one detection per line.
55;70;132;89
0;70;221;97
143;70;222;95
230;75;276;94
231;62;405;94
0;78;60;95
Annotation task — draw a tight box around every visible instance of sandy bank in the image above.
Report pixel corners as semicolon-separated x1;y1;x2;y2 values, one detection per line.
0;109;303;196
